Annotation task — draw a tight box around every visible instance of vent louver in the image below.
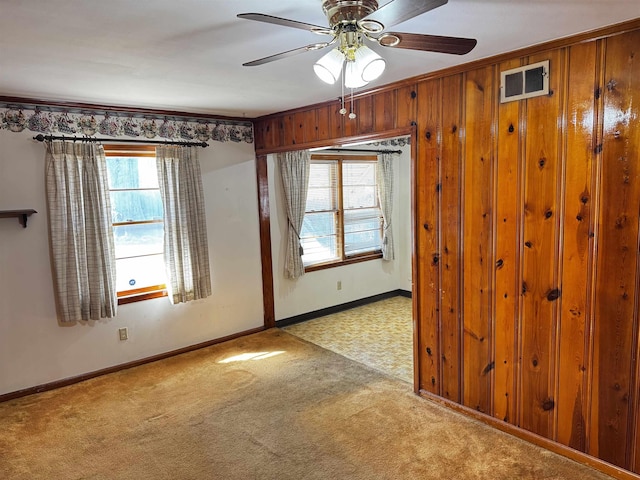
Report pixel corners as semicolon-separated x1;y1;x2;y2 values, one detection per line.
500;60;549;103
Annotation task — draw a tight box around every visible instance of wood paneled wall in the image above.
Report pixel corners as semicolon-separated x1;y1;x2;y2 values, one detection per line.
253;19;640;477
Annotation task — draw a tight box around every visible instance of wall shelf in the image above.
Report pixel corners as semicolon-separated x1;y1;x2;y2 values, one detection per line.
0;209;37;228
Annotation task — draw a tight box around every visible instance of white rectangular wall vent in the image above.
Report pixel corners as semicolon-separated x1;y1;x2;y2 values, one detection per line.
500;60;550;103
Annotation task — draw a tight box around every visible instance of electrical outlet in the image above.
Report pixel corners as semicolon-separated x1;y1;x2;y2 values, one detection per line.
118;327;128;341
337;281;342;290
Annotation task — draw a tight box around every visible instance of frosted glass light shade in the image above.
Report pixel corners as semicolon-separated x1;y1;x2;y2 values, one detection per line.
355;44;386;82
313;48;345;85
344;60;368;89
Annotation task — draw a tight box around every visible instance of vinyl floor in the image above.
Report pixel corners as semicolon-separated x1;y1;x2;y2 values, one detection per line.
282;295;413;383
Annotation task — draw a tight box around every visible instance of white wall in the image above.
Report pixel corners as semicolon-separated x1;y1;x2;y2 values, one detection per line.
268;144;412;321
0;130;264;395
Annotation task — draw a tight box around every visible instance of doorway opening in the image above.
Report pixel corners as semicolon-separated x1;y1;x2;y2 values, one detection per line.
268;135;414;384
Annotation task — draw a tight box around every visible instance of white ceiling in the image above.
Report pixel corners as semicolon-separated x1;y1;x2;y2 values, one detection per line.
1;0;638;118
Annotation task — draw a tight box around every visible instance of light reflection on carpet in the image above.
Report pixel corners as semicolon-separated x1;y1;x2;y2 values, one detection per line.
218;351;285;363
282;296;413;383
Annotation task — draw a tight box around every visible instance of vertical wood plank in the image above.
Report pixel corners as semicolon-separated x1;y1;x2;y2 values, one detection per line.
462;66;495;414
590;30;640;470
253;122;266;151
494;58;522;424
357;95;374;135
374;90;397;133
293;111;305;145
439;74;463;403
302;110;318;144
261;118;280;151
396;84;417;128
329;103;344;139
519;50;563;438
416;78;441;394
256;154;275;328
283;114;295;146
317;105;331;142
411;133;420;393
343;103;358;138
556;41;598;452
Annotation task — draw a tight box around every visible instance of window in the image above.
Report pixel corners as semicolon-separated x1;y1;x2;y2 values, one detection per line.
104;145;166;303
301;154;383;270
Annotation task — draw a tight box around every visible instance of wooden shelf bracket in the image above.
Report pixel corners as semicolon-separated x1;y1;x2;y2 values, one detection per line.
0;209;37;228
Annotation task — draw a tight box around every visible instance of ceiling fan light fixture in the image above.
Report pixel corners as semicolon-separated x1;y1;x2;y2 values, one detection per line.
344;59;369;89
313;48;345;84
354;44;386;82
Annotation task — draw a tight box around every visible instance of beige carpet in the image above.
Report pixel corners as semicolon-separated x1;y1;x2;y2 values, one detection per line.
0;329;612;480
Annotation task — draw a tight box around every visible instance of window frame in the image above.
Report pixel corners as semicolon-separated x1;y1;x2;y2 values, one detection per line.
304;153;383;272
104;144;167;305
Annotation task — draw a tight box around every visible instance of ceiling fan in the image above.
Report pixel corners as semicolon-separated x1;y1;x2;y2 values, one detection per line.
237;0;477;70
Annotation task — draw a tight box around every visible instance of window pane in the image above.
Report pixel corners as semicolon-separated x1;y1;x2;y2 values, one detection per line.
344;208;382;256
306;186;335;211
301;211;336;239
343;162;377;209
116;254;166;292
301;211;338;264
301;235;338;265
110;190;163;223
308;162;336;187
113;223;164;259
343;162;376;186
306;162;337;211
106;156;159;189
343;185;377;209
344;208;382;233
345;231;382;256
107;153;166;296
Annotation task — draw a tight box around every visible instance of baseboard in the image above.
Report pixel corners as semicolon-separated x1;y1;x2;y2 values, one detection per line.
276;289;411;328
418;389;640;480
0;326;265;404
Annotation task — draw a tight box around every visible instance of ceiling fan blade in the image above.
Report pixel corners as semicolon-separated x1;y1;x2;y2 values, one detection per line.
378;32;476;55
243;43;330;67
237;13;328;32
362;0;448;29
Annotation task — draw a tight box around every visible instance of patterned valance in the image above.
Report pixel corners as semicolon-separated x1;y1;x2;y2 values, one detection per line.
0;104;253;144
373;136;410;147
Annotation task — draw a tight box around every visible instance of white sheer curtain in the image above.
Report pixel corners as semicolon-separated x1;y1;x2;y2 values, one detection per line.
45;141;117;322
377;152;394;261
278;150;310;279
156;146;211;304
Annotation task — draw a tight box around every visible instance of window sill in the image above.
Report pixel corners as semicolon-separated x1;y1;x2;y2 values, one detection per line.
304;252;383;273
118;286;167;305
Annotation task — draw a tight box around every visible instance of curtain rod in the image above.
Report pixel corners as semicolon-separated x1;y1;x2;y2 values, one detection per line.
314;148;402;154
33;134;208;148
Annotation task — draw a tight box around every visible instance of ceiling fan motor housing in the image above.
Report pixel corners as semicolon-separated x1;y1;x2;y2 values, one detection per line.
322;0;378;26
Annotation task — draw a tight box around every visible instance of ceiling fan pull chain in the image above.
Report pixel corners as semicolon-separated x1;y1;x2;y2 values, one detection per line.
340;74;347;115
349;89;356;119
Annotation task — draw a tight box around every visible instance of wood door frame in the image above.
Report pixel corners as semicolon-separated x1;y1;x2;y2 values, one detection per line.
254;126;417;348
